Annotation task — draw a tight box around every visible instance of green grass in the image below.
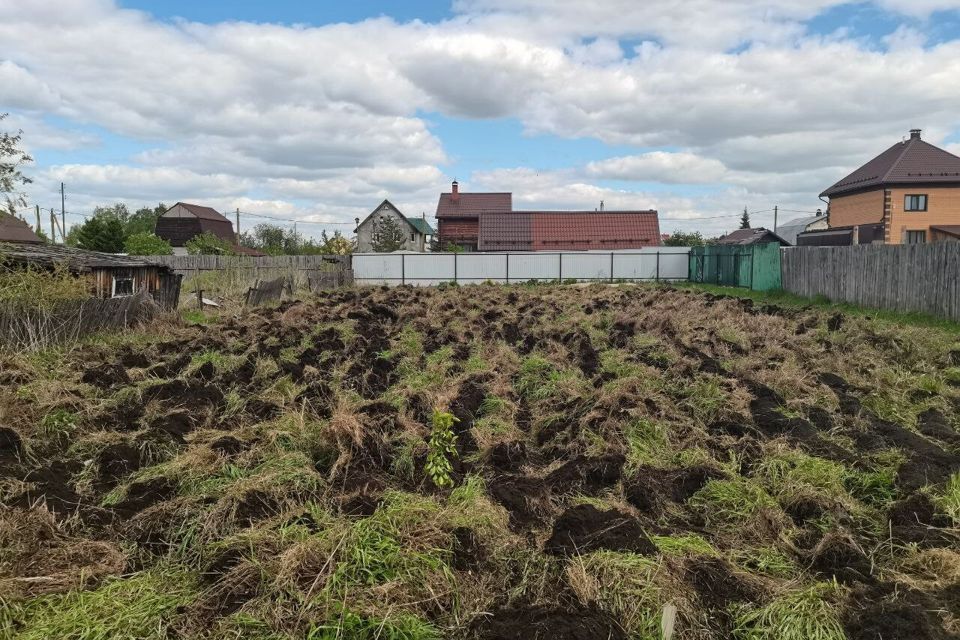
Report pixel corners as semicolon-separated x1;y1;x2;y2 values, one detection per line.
3;569;196;640
623;418;670;473
689;478;779;527
934;472;960;525
650;534;718;556
572;551;663;637
676;283;960;335
308;609;440;640
732;582;846;640
731;547;798;578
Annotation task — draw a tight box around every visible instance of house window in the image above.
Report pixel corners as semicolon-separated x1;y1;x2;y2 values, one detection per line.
904;194;927;211
410;233;415;241
905;230;926;244
112;274;134;297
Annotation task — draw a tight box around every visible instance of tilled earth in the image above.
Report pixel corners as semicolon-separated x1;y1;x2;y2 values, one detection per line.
1;283;959;639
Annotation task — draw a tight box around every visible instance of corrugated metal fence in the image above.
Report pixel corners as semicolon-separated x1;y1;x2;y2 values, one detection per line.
781;244;960;321
353;249;691;286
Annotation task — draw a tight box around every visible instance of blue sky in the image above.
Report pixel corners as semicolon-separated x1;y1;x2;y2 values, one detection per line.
3;0;960;237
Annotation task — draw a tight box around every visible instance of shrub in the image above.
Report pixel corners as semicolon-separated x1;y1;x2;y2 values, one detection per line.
124;232;173;256
426;410;459;488
185;231;235;255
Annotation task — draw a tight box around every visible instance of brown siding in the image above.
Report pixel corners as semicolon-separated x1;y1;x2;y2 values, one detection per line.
438;218;479;243
887;186;960;244
827;189;885;228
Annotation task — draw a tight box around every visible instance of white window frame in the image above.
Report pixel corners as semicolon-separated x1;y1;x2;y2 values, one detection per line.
111;275;135;297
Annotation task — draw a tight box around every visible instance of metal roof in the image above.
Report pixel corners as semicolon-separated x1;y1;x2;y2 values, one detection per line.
405;216;435;236
776;215;828;246
168;202;232;223
479;210;660;251
436;192;513;219
821;131;960;198
716;228;789;246
0;213;44;243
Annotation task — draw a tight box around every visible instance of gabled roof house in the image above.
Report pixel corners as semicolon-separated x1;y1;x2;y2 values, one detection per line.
155;202;237;254
435;181;512;251
355;199;435;253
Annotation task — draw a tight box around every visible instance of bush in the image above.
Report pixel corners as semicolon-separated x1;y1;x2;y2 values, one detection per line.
0;263;89;310
124;232;173;256
185;232;235;255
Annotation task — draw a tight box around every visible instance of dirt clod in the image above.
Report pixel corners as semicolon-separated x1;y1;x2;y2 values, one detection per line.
544;504;657;556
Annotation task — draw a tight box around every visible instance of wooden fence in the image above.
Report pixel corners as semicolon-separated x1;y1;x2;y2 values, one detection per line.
781;244;960;321
141;255;350;280
0;291;161;352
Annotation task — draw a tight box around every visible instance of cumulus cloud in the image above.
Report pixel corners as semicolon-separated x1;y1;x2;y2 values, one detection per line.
3;0;960;234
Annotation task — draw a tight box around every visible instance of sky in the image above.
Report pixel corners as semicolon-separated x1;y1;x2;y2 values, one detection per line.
3;0;960;239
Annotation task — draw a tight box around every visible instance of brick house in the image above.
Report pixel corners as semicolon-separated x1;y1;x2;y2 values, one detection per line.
434;181;512;251
819;129;960;244
478;211;660;251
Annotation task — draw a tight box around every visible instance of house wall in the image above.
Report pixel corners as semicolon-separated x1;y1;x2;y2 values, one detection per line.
437;218;479;250
886;186;960;244
356;203;421;252
91;266;167;299
827;189;885;228
155;217;203;248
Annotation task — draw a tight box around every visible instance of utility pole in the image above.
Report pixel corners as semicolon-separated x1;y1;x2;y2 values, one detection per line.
60;182;66;244
50;208;57;243
773;205;778;234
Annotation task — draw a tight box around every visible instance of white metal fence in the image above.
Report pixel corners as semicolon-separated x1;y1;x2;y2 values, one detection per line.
353;249;691;286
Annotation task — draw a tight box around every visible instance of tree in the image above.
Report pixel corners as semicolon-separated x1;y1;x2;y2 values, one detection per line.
1;113;33;215
124;232;173;256
186;231;235;255
239;223;301;255
125;203;166;237
69;212;126;252
320;230;353;255
739;207;751;229
370;215;406;253
663;230;705;247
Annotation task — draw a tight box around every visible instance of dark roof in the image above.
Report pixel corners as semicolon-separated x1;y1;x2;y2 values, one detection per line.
0;213;43;243
436;192;512;219
479;211;660;251
406;216;435;236
171;202;233;223
716;228;789;246
0;241;171;271
777;215;827;246
821;132;960;198
931;225;960;238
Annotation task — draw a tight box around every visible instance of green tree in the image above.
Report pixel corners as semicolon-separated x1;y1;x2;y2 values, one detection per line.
321;230;353;255
68;212;126;252
124;232;173;256
370;215;406;253
239;223;301;255
125;203;166;237
0;113;32;215
740;207;751;229
185;231;235;255
663;230;706;247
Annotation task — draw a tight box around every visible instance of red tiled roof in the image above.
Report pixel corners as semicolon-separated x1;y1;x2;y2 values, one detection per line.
0;213;43;243
821;132;960;198
436;192;512;219
479;211;660;251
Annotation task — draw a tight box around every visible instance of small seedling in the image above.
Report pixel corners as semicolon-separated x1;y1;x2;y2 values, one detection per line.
426;410;459;488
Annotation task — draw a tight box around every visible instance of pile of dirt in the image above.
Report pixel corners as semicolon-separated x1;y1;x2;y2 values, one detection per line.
474;604;627;640
544;504;657;556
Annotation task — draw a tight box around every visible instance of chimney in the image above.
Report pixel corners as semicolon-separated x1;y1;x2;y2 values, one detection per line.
910;129;922;140
451;180;459;202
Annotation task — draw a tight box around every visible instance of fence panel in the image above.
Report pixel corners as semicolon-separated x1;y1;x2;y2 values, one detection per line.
353;249;692;286
780;244;960;321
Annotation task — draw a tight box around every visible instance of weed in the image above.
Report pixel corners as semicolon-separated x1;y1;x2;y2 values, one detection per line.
308;608;440;640
426;410;459;488
566;551;662;637
732;581;846;640
38;409;78;438
623;418;670;473
5;569;196;640
934;472;960;525
731;547;797;578
650;534;718;556
689;478;779;528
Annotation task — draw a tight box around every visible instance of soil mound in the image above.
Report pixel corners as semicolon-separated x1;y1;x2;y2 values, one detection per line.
544;504;657;556
545;453;624;494
474;604;627;640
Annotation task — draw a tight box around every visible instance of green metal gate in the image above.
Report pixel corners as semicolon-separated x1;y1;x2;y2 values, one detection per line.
688;243;782;291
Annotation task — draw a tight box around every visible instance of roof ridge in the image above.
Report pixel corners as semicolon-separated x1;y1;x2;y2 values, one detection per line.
880;137;919;183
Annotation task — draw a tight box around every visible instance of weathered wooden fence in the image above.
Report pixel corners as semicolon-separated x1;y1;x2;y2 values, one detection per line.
781;244;960;321
141;255;350;280
0;291;161;352
245;277;287;306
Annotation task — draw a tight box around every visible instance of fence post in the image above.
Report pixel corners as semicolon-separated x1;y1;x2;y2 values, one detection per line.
655;252;660;282
454;252;458;284
558;253;563;282
750;250;755;290
505;253;510;284
610;252;614;282
401;253;405;286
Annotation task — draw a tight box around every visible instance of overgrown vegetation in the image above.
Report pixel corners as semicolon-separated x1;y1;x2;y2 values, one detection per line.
2;283;958;639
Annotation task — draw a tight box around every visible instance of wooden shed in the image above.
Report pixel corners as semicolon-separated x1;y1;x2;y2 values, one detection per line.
0;241;182;310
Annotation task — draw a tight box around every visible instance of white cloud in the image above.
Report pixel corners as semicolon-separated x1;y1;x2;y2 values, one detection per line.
586;152;729;184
